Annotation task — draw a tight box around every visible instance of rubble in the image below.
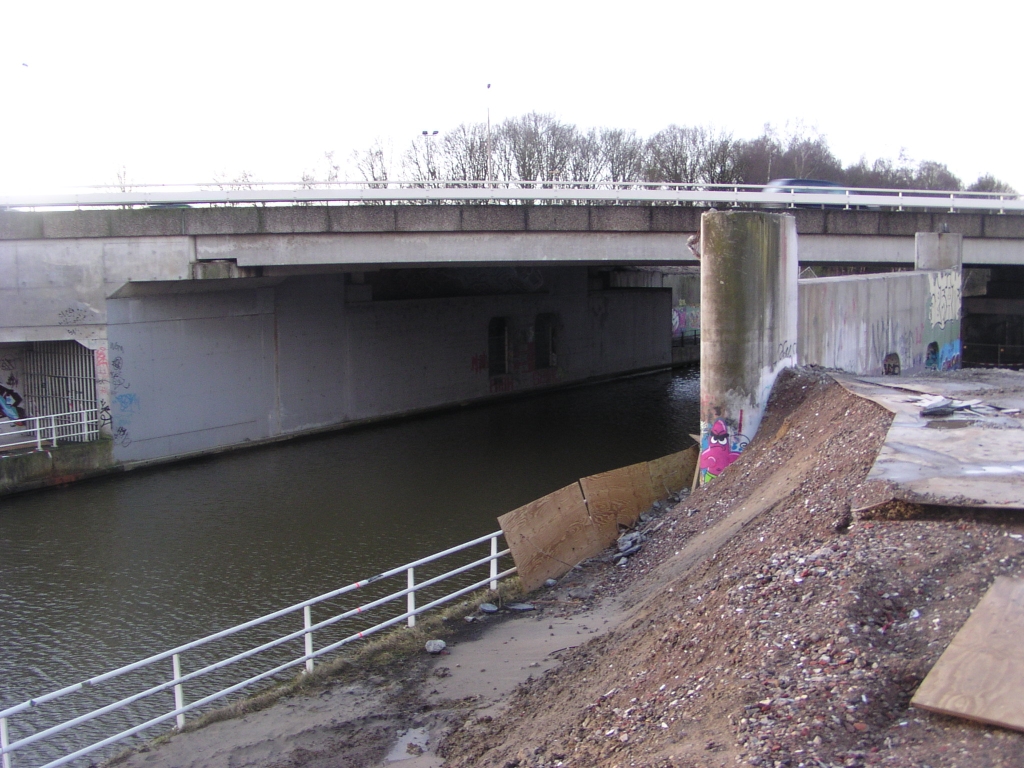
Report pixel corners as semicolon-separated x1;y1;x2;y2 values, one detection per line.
440;369;1024;768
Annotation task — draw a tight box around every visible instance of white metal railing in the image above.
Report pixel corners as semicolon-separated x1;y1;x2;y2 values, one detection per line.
1;180;1022;213
0;409;100;451
0;531;514;768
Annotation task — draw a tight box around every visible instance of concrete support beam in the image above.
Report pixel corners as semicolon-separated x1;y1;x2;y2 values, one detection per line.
916;232;963;270
195;231;695;267
699;211;798;484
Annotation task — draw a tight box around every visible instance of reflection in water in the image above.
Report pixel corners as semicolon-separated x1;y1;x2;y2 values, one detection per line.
0;368;698;758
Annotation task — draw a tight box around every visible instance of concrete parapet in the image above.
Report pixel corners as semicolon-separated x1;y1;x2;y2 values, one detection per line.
590;206;651;232
328;206;397;232
396;205;461;232
937;213;983;238
526;206;590;231
651;207;700;232
825;210;880;236
879;212;934;237
793;209;826;234
699;211;798;484
110;209;186;237
261;206;330;234
1;205;1023;245
0;212;44;239
42;210;112;238
462;206;526;231
184;207;260;235
983;214;1024;239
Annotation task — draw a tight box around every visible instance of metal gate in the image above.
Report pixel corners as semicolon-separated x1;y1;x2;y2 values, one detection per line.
20;341;98;442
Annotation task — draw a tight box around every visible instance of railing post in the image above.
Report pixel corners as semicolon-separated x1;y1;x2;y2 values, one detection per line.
407;567;416;628
81;409;87;441
303;606;314;673
35;416;42;451
490;536;499;592
1;714;11;768
172;654;185;730
50;415;58;447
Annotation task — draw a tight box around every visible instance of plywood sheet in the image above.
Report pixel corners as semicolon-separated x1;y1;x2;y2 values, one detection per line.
498;482;616;593
579;461;655;528
912;577;1024;731
648;446;699;497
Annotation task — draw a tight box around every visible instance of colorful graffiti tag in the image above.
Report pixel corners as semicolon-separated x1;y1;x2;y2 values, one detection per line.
699;417;748;484
0;385;26;422
671;305;701;340
926;339;961;371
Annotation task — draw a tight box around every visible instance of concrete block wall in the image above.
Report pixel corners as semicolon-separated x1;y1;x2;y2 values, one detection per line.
798;268;962;375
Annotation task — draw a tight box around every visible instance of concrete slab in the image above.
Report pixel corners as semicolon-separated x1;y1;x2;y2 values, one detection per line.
835;370;1024;509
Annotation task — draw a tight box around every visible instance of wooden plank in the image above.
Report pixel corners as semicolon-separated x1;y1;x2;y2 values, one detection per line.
498;482;615;593
911;577;1024;732
647;446;699;498
579;461;654;528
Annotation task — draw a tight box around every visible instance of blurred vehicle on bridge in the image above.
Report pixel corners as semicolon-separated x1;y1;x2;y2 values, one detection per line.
762;178;849;209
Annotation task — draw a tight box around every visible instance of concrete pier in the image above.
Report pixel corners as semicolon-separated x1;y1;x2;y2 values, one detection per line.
699;211;798;483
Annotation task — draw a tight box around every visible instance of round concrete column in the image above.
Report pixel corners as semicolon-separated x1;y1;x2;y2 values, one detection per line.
699;211;798;484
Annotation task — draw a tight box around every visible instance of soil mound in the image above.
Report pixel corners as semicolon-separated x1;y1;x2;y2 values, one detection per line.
440;369;1024;767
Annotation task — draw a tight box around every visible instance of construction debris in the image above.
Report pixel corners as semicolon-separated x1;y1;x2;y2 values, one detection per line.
912;577;1024;732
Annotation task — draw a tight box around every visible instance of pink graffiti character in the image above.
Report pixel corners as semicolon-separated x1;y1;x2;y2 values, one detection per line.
699;419;742;484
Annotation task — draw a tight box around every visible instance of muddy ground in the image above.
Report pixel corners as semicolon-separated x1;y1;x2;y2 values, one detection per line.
116;369;1024;768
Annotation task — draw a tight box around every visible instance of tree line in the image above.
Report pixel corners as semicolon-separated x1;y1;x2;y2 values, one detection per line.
340;114;1014;193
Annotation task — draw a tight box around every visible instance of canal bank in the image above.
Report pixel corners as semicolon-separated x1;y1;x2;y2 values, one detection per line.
106;368;1024;768
0;367;700;766
0;363;677;499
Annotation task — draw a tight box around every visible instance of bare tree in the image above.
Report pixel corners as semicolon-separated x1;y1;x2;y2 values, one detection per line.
301;151;341;188
345;114;1012;197
439;123;489;182
566;127;604;183
599;128;644;183
497;112;578;184
351;139;394;185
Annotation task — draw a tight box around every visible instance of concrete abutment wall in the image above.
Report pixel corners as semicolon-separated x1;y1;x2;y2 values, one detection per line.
103;267;671;464
798;234;962;375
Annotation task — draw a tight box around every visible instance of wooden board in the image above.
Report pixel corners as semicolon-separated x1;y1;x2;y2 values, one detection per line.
648;446;699;498
911;577;1024;731
579;461;655;528
497;482;616;593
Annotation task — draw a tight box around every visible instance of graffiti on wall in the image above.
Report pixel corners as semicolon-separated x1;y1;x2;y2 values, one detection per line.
925;339;962;371
699;415;748;484
0;384;26;422
107;341;134;448
0;355;26;427
927;270;962;329
671;306;701;339
883;353;901;376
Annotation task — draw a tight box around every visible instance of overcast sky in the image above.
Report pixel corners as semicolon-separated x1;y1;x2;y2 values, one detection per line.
1;1;1018;195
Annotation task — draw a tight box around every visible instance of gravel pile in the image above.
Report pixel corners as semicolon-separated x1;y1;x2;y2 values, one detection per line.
440;369;1024;768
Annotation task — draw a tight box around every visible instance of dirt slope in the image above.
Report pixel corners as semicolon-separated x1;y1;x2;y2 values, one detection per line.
439;369;1024;768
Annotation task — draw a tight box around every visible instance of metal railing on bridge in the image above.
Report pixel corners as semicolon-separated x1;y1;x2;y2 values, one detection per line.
0;409;101;452
2;180;1023;214
0;531;515;768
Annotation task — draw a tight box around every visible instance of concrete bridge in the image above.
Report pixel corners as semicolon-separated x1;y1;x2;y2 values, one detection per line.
1;196;1022;492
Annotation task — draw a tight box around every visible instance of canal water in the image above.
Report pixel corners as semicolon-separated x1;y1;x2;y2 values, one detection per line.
0;368;699;764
